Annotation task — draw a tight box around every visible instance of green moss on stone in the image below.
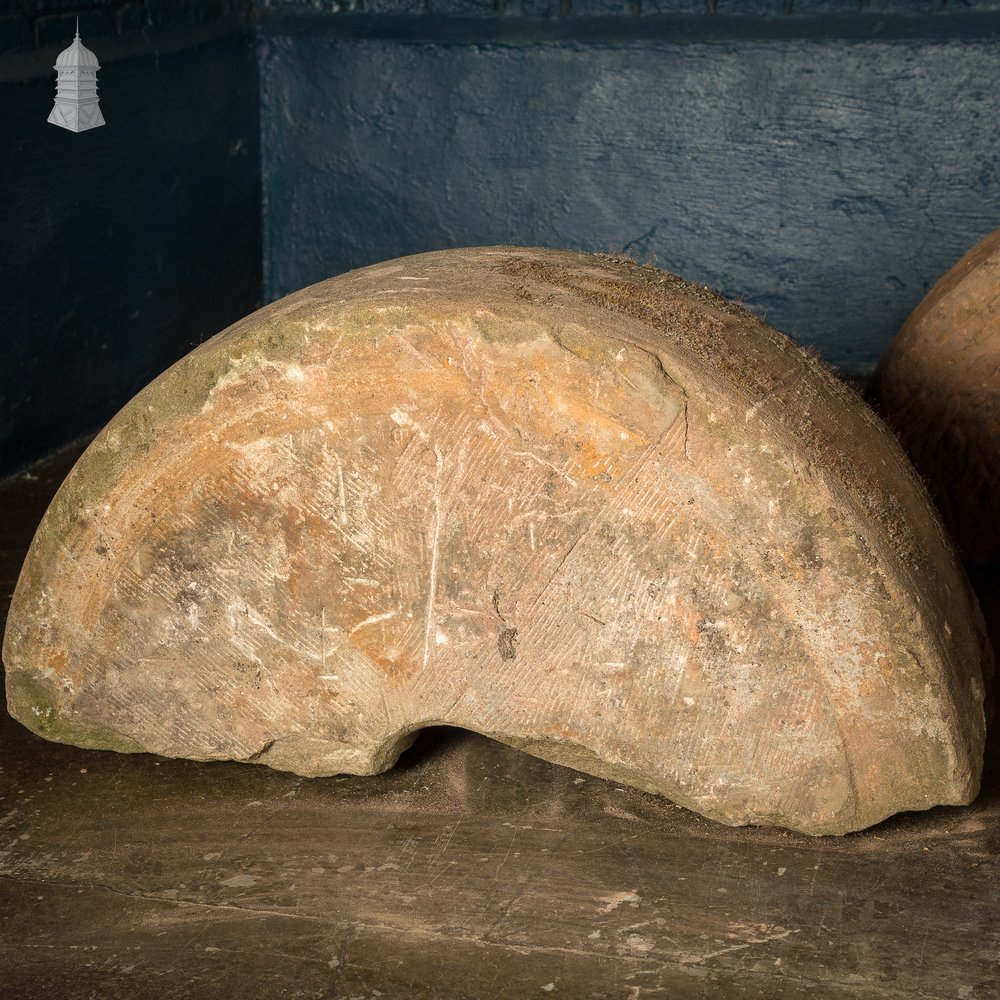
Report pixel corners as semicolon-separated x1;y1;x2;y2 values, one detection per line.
7;672;145;755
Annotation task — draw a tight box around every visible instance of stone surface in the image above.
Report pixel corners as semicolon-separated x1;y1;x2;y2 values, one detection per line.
2;246;990;835
6;445;999;1000
868;228;1000;571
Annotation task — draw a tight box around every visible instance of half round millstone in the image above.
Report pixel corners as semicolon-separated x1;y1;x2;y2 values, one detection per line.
3;247;990;835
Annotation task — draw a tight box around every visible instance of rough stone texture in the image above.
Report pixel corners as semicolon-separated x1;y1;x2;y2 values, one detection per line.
2;247;991;836
6;447;1000;1000
868;228;1000;571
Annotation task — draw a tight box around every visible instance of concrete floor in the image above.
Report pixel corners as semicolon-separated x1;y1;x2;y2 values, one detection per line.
1;442;997;1000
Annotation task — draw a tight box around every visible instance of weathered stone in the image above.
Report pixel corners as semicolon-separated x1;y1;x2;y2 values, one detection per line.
3;247;990;835
869;228;1000;570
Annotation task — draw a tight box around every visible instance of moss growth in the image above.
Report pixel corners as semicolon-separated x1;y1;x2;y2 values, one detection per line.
7;672;145;755
467;312;551;347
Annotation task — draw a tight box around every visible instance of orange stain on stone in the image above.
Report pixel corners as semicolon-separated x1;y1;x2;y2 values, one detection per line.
45;647;72;680
361;645;416;687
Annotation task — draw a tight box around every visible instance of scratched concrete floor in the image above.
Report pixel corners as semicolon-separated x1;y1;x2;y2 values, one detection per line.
0;442;997;1000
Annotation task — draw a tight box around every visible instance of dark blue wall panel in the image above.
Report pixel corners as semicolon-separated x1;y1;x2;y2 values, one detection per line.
6;2;1000;474
1;9;260;477
258;9;1000;373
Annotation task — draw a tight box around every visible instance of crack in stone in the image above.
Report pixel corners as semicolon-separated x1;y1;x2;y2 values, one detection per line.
244;739;276;763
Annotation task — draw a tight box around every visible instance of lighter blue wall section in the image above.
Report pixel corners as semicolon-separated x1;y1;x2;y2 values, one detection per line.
258;7;1000;373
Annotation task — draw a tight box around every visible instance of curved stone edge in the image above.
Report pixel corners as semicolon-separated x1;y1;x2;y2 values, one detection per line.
2;247;992;836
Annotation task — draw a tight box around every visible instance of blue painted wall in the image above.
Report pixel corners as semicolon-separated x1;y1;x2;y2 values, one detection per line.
0;3;260;478
6;1;1000;474
258;2;1000;374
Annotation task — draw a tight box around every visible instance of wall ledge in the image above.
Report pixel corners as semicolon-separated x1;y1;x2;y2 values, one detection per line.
258;7;1000;42
0;18;255;84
